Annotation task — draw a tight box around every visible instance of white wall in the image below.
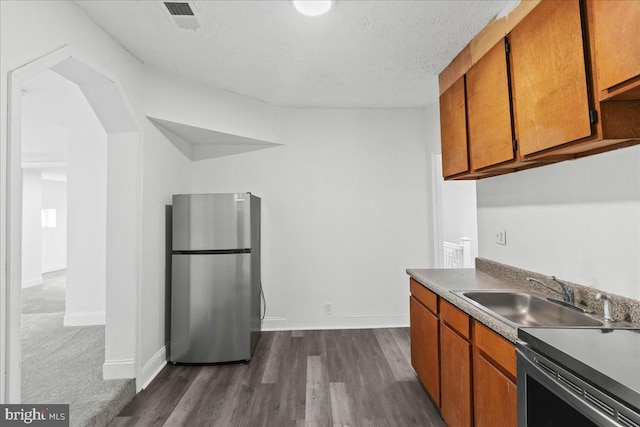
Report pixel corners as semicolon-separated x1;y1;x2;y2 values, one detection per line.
424;103;445;267
21;170;43;288
20;68;109;325
477;145;640;300
21;89;69;284
191;108;431;329
0;0;189;395
138;121;190;386
21;124;67;160
41;178;67;273
1;0;441;397
144;68;280;143
65;95;108;326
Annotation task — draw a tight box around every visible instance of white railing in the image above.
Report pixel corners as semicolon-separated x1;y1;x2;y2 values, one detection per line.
443;237;472;268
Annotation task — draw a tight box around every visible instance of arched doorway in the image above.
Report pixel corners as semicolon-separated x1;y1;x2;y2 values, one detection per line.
3;46;142;403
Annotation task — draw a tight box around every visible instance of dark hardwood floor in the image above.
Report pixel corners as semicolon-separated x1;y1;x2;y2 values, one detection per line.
109;328;445;427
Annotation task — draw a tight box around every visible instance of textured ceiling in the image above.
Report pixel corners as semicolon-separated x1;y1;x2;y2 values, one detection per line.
74;0;517;108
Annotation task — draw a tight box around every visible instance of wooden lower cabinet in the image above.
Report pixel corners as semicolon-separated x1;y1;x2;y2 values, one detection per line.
409;281;517;427
473;350;517;427
409;296;440;406
473;320;517;427
440;323;472;427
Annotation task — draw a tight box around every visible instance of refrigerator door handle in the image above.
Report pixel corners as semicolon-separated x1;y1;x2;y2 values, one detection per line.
173;249;251;255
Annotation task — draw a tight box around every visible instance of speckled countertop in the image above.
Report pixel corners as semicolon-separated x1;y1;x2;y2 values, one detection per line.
407;258;640;343
406;267;524;342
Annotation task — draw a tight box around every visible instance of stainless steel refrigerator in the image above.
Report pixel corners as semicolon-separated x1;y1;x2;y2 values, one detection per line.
169;193;261;363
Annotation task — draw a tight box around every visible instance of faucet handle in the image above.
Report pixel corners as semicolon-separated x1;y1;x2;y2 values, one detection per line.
596;293;616;323
550;276;575;304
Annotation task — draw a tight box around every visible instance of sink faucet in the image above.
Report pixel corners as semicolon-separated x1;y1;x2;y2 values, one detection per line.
526;276;575;305
596;293;616;323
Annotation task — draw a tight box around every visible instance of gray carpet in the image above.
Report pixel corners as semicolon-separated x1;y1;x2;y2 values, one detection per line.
21;271;136;427
21;270;66;314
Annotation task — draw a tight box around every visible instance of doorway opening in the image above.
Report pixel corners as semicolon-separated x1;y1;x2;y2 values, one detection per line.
19;69;120;423
3;47;141;414
431;153;478;268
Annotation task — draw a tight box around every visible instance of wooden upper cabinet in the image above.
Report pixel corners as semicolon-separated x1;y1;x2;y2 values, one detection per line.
438;0;640;179
439;77;468;177
592;0;640;99
467;40;514;170
510;0;593;156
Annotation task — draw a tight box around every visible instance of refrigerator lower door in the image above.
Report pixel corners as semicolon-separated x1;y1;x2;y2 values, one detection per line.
170;252;251;363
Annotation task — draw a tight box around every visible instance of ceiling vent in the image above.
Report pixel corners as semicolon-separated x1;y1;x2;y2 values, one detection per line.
164;2;200;30
164;2;194;16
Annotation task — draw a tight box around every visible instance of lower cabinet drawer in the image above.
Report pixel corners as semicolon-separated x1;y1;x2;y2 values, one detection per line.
473;320;516;379
410;278;438;314
440;299;470;339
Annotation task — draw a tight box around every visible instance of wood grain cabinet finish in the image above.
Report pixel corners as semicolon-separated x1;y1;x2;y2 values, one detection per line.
510;0;593;156
440;322;472;427
472;320;517;427
473;321;516;378
438;0;640;180
409;281;520;426
592;0;640;99
410;278;438;314
473;350;517;427
440;299;470;339
439;77;469;177
467;39;514;170
409;296;440;407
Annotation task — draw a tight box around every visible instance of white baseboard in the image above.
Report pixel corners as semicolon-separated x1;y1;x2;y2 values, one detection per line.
140;345;167;391
22;277;43;288
63;311;106;326
103;358;136;380
339;314;410;329
261;317;288;331
261;315;410;331
42;265;66;273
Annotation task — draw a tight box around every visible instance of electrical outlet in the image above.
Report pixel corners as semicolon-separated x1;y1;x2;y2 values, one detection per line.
496;229;507;245
324;303;333;315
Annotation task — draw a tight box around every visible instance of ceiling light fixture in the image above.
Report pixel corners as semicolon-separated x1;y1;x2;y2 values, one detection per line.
291;0;334;17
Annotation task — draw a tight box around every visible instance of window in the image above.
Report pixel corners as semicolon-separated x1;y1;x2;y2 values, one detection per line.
41;209;57;228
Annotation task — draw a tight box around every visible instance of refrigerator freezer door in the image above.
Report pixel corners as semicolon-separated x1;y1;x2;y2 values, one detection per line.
172;193;252;251
170;253;251;363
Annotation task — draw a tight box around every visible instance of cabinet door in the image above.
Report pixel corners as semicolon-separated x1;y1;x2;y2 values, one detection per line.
440;77;469;177
410;296;440;406
473;351;517;427
593;0;640;94
467;40;514;170
440;323;472;427
510;0;592;156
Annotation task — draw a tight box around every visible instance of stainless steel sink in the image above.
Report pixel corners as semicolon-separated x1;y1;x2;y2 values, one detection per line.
452;290;604;328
